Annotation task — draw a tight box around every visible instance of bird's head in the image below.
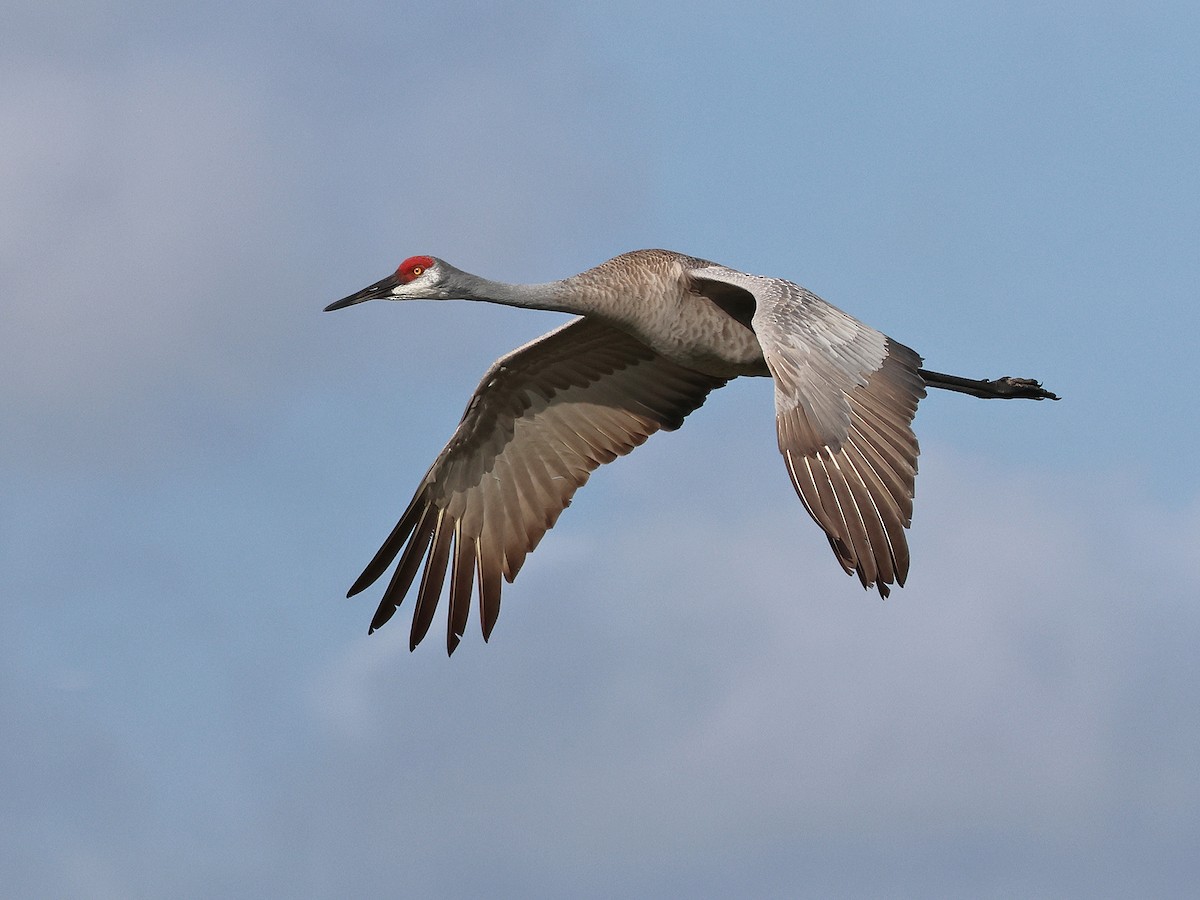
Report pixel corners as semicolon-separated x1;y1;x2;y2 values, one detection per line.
325;255;455;310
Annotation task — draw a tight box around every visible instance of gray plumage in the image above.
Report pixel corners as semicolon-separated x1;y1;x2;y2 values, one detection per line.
326;249;1056;653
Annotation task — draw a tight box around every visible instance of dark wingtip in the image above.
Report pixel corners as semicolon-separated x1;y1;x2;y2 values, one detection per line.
369;600;399;634
346;571;374;598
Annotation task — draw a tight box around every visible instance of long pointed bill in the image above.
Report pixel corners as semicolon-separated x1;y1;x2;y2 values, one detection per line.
324;273;402;311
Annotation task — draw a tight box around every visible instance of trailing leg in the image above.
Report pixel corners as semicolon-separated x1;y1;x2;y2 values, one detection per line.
918;369;1059;401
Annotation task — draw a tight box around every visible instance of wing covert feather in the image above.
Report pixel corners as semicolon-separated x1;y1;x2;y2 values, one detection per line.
691;267;926;597
350;317;727;651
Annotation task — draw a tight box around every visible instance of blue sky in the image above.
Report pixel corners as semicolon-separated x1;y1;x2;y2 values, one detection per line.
3;1;1199;896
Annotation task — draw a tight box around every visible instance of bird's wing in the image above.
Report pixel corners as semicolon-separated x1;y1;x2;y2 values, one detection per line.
691;267;926;596
349;317;728;653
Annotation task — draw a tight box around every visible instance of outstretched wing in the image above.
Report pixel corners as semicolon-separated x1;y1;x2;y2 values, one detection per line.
348;317;728;653
691;267;926;596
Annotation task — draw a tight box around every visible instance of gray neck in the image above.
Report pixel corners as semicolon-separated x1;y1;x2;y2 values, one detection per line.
453;269;585;316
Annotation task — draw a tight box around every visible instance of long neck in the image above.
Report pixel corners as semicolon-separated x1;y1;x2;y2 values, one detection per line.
455;270;591;316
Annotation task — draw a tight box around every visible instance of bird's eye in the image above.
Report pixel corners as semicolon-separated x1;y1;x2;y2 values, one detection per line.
395;255;436;283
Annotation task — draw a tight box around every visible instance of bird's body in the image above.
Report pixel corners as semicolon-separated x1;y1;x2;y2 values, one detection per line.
562;250;768;376
326;249;1056;653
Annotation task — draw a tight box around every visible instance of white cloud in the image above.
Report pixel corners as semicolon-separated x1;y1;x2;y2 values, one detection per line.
0;62;282;393
0;59;310;480
0;9;655;477
300;440;1200;895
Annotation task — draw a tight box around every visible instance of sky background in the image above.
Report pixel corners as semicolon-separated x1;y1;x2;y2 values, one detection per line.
3;1;1199;897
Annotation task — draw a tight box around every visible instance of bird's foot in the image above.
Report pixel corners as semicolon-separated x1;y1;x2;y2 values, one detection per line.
989;377;1060;401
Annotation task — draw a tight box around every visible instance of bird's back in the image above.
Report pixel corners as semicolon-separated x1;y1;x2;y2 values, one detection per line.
567;250;769;378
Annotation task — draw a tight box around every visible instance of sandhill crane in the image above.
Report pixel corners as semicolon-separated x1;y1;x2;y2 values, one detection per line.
326;249;1056;653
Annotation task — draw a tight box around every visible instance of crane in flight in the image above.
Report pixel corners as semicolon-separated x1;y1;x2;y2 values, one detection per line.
326;249;1056;654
